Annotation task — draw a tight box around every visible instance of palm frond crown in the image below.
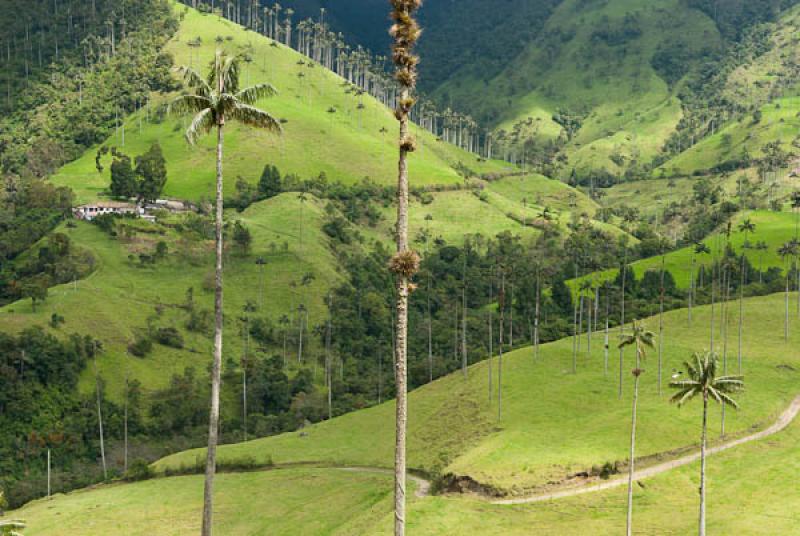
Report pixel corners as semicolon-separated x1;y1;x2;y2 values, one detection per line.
669;351;744;407
618;320;656;362
168;50;282;145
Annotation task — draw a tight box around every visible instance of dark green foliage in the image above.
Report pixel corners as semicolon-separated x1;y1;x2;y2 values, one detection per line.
258;164;283;199
0;180;73;277
590;13;643;47
0;0;179;177
687;0;797;41
110;154;138;199
149;367;207;433
186;308;214;336
128;335;153;357
124;459;153;482
232;220;252;253
134;143;168;203
0;328;94;508
155;327;184;349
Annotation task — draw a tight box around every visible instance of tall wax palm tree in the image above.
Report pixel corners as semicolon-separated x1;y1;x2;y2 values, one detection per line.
755;241;768;283
737;223;754;374
738;218;755;247
388;1;422;535
657;253;666;395
778;241;797;342
618;320;656;536
580;279;593;357
670;352;744;536
169;50;281;536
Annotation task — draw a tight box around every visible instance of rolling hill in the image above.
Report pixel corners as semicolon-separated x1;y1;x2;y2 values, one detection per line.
50;5;510;204
155;292;798;495
9;292;800;534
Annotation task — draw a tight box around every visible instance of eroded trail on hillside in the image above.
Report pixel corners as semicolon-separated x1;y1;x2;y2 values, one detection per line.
337;467;431;498
492;395;800;505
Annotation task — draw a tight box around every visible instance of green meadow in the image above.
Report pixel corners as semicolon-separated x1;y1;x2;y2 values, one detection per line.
156;292;799;495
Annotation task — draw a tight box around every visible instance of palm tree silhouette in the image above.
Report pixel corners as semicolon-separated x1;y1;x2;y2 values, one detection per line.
169;50;281;536
670;351;743;536
738;218;755;247
618;320;656;536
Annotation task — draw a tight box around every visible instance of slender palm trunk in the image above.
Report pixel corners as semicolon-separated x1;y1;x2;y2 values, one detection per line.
721;269;729;437
427;276;432;382
699;394;708;536
604;288;610;376
488;280;494;402
498;271;505;421
573;264;579;374
689;256;695;324
578;294;584;354
710;261;716;353
462;259;468;378
124;365;129;474
93;352;107;480
658;256;665;395
738;255;744;373
201;119;225;536
534;269;541;360
626;368;640;536
786;267;790;342
586;294;591;356
393;88;412;536
619;260;627;398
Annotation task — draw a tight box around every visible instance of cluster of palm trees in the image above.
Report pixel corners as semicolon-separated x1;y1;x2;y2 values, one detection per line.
178;0;489;159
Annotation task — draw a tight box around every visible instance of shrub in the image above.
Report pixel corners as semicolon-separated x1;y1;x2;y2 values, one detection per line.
128;335;153;357
155;327;184;349
124;459;153;482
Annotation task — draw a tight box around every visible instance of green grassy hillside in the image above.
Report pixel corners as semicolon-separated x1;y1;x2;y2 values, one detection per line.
573;210;799;290
433;0;721;176
10;468;398;535
657;6;800;176
1;3;619;404
662;97;800;176
11;293;800;535
384;412;800;534
0;193;336;400
51;4;510;204
156;291;798;495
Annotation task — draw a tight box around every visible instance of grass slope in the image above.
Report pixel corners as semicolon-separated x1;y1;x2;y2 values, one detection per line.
658;6;800;176
0;193;336;401
12;294;800;535
156;292;800;495
388;412;800;534
51;4;509;204
573;210;800;290
662;96;800;176
434;0;720;176
9;468;398;535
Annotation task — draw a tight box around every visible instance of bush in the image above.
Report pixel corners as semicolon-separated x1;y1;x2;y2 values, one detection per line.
128;336;153;357
155;327;184;349
124;459;153;482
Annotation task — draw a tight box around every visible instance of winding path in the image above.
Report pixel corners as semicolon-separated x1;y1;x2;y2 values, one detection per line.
492;395;800;505
337;467;431;498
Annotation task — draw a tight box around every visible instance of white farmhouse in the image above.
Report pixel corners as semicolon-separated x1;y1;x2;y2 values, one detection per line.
74;201;142;221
